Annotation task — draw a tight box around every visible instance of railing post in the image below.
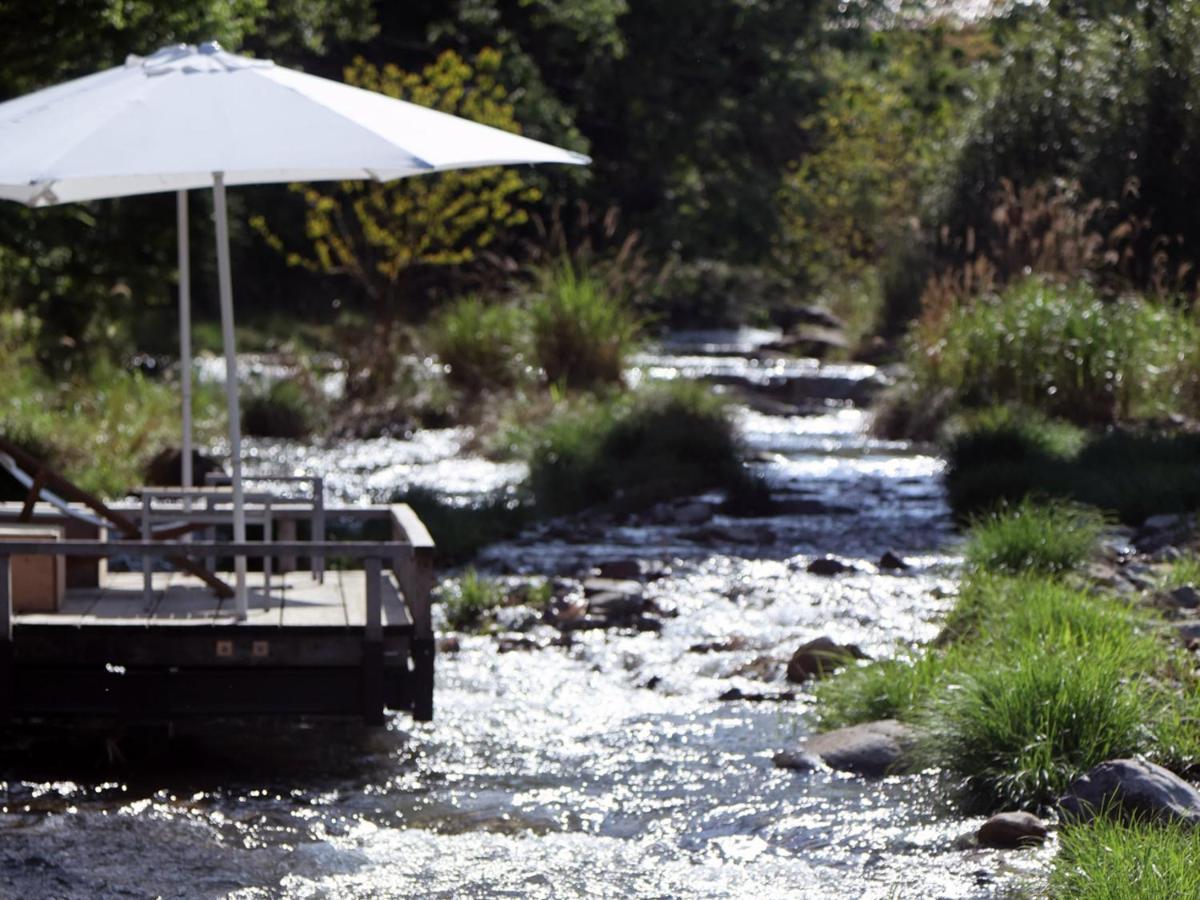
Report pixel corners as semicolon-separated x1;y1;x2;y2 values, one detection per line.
408;547;434;722
313;477;326;584
0;555;12;722
362;557;384;725
141;494;153;608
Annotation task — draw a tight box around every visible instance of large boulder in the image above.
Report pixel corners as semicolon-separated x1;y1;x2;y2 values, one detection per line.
806;556;855;577
1058;758;1200;825
775;719;915;777
785;636;868;683
976;812;1050;849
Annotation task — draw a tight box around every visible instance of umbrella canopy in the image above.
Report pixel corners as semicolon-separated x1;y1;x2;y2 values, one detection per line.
0;42;587;204
0;42;588;616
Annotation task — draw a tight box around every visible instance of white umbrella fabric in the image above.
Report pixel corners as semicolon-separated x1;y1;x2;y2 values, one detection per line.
0;41;588;616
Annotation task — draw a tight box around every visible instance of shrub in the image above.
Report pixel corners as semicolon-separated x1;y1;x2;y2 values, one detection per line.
946;424;1200;524
391;487;531;566
911;278;1198;427
439;567;506;632
964;500;1104;577
429;296;529;391
526;381;749;515
241;378;322;439
1049;817;1200;899
529;264;640;390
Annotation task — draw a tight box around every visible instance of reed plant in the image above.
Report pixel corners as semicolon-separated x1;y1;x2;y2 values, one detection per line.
528;263;640;390
440;567;507;632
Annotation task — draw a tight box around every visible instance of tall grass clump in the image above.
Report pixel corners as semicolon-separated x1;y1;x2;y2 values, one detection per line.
526;381;748;515
963;499;1103;577
1049;817;1200;899
529;264;640;390
813;650;958;729
913;278;1198;426
429;296;530;391
242;377;324;439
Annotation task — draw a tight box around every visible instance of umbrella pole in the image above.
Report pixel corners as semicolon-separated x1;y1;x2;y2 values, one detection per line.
177;190;193;493
212;172;247;618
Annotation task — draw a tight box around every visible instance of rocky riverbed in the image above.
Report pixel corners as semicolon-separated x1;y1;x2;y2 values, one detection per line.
0;333;1057;898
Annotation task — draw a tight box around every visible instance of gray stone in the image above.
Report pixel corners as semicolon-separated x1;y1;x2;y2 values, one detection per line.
791;305;847;331
689;636;749;654
1170;586;1200;610
785;636;868;683
976;812;1050;849
1058;758;1200;825
719;687;796;703
595;559;641;580
587;591;645;620
583;578;642;599
772;749;826;772
1178;622;1200;643
674;501;715;526
807;556;855;577
496;634;542;653
878;550;910;571
1142;514;1188;533
798;719;916;777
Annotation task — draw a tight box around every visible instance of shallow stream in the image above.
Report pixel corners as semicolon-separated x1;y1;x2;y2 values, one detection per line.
0;334;1052;898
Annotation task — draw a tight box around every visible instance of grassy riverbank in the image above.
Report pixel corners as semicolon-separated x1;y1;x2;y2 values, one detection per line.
814;500;1200;889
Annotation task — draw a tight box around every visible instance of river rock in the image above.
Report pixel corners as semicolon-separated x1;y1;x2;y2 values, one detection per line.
785;636;868;683
496;634;542;653
689;636;749;654
595;559;641;580
788;719;916;777
1058;758;1200;825
587;591;645;621
788;304;847;331
771;749;826;772
583;578;642;599
878;550;910;571
806;556;855;577
976;812;1050;849
719;687;796;703
674;501;715;526
1169;586;1200;610
437;636;461;654
143;447;226;487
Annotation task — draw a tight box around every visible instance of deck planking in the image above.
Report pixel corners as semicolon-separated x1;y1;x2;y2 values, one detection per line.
16;570;410;630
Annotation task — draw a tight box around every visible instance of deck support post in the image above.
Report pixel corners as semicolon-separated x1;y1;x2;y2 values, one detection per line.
0;555;11;722
362;557;384;725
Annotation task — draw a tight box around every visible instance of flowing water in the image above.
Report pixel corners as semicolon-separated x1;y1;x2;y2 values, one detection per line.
0;334;1052;898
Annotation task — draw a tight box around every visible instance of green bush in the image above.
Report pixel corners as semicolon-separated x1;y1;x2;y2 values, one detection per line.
946;423;1200;524
964;500;1104;577
241;378;322;439
429;296;529;391
1049;817;1200;899
912;279;1197;427
529;264;640;390
813;650;956;729
526;381;749;515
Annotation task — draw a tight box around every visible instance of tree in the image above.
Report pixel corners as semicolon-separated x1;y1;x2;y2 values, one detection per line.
254;48;543;321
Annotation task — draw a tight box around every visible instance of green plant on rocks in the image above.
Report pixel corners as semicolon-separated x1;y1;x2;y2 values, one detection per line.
440;568;506;632
525;381;751;516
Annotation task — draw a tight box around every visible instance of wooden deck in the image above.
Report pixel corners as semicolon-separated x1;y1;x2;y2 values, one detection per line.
20;570;412;629
0;503;436;726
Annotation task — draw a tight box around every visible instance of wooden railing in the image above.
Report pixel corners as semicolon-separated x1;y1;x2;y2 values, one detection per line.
0;503;437;721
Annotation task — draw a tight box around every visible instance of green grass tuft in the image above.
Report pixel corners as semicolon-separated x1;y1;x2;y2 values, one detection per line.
964;499;1104;577
429;295;529;391
529;263;640;390
1050;817;1200;899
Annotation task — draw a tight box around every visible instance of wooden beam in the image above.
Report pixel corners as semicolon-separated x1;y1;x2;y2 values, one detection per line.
18;468;47;522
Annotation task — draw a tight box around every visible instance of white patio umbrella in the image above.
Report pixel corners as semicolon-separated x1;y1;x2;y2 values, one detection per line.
0;41;588;616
